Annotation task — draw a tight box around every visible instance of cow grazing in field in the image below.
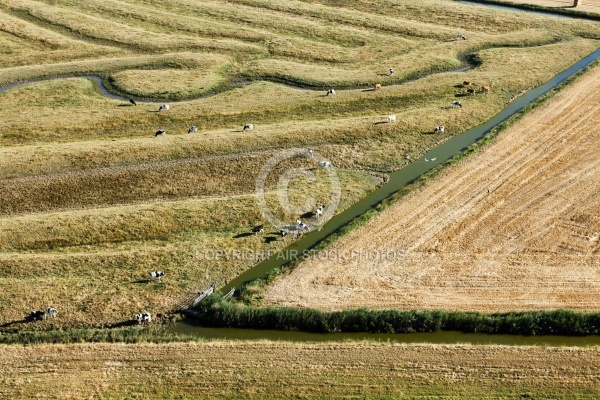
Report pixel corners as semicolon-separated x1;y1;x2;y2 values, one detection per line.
452;100;462;108
47;307;58;318
326;88;336;96
28;310;46;321
243;124;254;131
150;271;165;280
155;129;166;137
135;312;152;324
482;85;491;93
252;225;264;235
457;33;466;40
374;83;382;90
318;160;332;168
463;81;471;86
389;68;394;76
315;205;324;218
129;98;137;106
307;148;314;158
466;88;475;95
158;104;170;111
387;114;397;122
433;125;445;134
188;125;198;134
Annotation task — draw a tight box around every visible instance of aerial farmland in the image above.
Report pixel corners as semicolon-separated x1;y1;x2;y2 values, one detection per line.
0;0;599;398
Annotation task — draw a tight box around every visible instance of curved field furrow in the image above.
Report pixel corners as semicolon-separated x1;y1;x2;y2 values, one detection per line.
263;63;600;313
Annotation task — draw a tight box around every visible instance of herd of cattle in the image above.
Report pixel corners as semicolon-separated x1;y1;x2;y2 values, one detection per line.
145;70;490;138
26;271;166;325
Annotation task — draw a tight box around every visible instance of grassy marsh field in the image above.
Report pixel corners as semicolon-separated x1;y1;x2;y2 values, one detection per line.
0;0;598;344
1;0;600;398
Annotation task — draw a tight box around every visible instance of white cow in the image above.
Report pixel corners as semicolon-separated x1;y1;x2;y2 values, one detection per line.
158;104;170;111
150;271;165;280
315;205;324;218
387;115;396;122
433;125;445;134
318;160;332;168
47;307;58;318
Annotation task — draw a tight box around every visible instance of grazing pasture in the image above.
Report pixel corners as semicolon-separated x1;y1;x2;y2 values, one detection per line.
0;0;599;330
263;62;600;313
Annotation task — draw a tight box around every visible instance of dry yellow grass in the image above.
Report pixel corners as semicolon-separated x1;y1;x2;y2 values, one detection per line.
1;341;599;399
1;0;599;330
264;62;600;313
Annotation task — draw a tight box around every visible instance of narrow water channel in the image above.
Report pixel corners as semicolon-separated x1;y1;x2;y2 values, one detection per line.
174;47;600;345
221;47;600;294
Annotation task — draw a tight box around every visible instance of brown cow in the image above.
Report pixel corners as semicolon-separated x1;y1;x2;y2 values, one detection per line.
374;83;382;90
463;80;471;86
466;88;475;95
482;85;491;93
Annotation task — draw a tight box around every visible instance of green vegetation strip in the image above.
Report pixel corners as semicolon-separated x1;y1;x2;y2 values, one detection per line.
194;296;600;336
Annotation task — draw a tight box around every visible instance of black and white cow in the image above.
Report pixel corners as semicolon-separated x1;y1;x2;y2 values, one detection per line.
28;310;46;321
252;225;264;235
452;100;462;108
433;125;445;134
188;125;198;134
47;307;58;318
155;129;166;137
158;104;170;111
243;124;254;131
326;88;336;96
135;312;152;324
150;271;165;280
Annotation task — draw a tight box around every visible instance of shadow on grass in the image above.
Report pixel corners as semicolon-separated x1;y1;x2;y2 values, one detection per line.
265;236;278;244
234;232;253;239
0;319;28;328
131;279;151;284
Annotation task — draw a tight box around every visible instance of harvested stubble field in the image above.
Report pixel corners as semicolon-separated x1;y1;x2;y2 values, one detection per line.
264;62;600;313
488;0;600;15
1;341;600;399
0;0;599;331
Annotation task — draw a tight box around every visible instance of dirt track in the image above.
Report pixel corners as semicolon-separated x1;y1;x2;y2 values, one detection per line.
264;64;600;312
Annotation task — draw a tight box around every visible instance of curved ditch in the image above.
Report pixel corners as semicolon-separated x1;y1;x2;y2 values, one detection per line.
0;52;481;102
175;46;600;344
